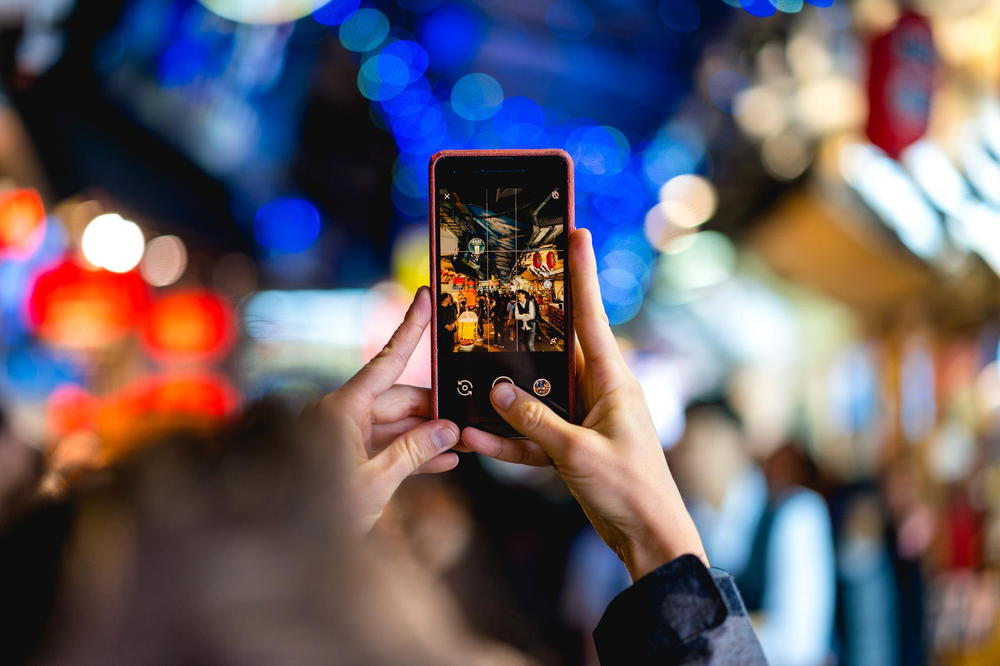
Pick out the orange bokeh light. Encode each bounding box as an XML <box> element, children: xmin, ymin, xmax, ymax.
<box><xmin>141</xmin><ymin>289</ymin><xmax>236</xmax><ymax>362</ymax></box>
<box><xmin>0</xmin><ymin>188</ymin><xmax>45</xmax><ymax>257</ymax></box>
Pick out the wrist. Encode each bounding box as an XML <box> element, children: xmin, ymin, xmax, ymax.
<box><xmin>620</xmin><ymin>499</ymin><xmax>708</xmax><ymax>581</ymax></box>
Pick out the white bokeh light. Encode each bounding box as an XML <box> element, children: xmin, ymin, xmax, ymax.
<box><xmin>140</xmin><ymin>235</ymin><xmax>188</xmax><ymax>287</ymax></box>
<box><xmin>81</xmin><ymin>213</ymin><xmax>145</xmax><ymax>273</ymax></box>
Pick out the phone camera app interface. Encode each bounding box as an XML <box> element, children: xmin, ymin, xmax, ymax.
<box><xmin>437</xmin><ymin>185</ymin><xmax>566</xmax><ymax>355</ymax></box>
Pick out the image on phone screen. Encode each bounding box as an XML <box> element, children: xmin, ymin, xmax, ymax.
<box><xmin>433</xmin><ymin>153</ymin><xmax>572</xmax><ymax>437</ymax></box>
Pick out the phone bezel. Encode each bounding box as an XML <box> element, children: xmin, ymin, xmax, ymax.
<box><xmin>429</xmin><ymin>149</ymin><xmax>577</xmax><ymax>432</ymax></box>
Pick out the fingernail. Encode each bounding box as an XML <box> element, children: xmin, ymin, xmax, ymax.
<box><xmin>433</xmin><ymin>425</ymin><xmax>458</xmax><ymax>449</ymax></box>
<box><xmin>493</xmin><ymin>383</ymin><xmax>516</xmax><ymax>410</ymax></box>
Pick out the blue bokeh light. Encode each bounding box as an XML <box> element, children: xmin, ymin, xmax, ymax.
<box><xmin>2</xmin><ymin>345</ymin><xmax>83</xmax><ymax>400</ymax></box>
<box><xmin>339</xmin><ymin>8</ymin><xmax>390</xmax><ymax>53</ymax></box>
<box><xmin>159</xmin><ymin>38</ymin><xmax>207</xmax><ymax>87</ymax></box>
<box><xmin>380</xmin><ymin>40</ymin><xmax>429</xmax><ymax>84</ymax></box>
<box><xmin>492</xmin><ymin>96</ymin><xmax>546</xmax><ymax>146</ymax></box>
<box><xmin>451</xmin><ymin>73</ymin><xmax>504</xmax><ymax>121</ymax></box>
<box><xmin>739</xmin><ymin>0</ymin><xmax>778</xmax><ymax>17</ymax></box>
<box><xmin>545</xmin><ymin>0</ymin><xmax>596</xmax><ymax>40</ymax></box>
<box><xmin>566</xmin><ymin>125</ymin><xmax>631</xmax><ymax>182</ymax></box>
<box><xmin>659</xmin><ymin>0</ymin><xmax>701</xmax><ymax>33</ymax></box>
<box><xmin>771</xmin><ymin>0</ymin><xmax>804</xmax><ymax>12</ymax></box>
<box><xmin>358</xmin><ymin>53</ymin><xmax>409</xmax><ymax>101</ymax></box>
<box><xmin>808</xmin><ymin>0</ymin><xmax>837</xmax><ymax>6</ymax></box>
<box><xmin>313</xmin><ymin>0</ymin><xmax>361</xmax><ymax>26</ymax></box>
<box><xmin>254</xmin><ymin>198</ymin><xmax>322</xmax><ymax>254</ymax></box>
<box><xmin>599</xmin><ymin>267</ymin><xmax>645</xmax><ymax>325</ymax></box>
<box><xmin>420</xmin><ymin>4</ymin><xmax>483</xmax><ymax>71</ymax></box>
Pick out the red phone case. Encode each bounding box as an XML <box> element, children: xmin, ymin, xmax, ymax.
<box><xmin>429</xmin><ymin>149</ymin><xmax>577</xmax><ymax>427</ymax></box>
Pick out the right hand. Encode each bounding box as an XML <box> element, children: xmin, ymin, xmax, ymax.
<box><xmin>461</xmin><ymin>228</ymin><xmax>706</xmax><ymax>581</ymax></box>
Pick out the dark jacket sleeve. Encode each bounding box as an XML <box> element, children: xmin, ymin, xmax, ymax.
<box><xmin>593</xmin><ymin>554</ymin><xmax>768</xmax><ymax>665</ymax></box>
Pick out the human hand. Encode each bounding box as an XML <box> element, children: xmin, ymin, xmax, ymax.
<box><xmin>316</xmin><ymin>287</ymin><xmax>459</xmax><ymax>533</ymax></box>
<box><xmin>461</xmin><ymin>229</ymin><xmax>706</xmax><ymax>580</ymax></box>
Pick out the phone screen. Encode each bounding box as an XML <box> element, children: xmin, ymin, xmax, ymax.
<box><xmin>432</xmin><ymin>152</ymin><xmax>573</xmax><ymax>437</ymax></box>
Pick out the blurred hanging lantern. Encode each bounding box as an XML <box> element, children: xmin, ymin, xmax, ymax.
<box><xmin>141</xmin><ymin>289</ymin><xmax>236</xmax><ymax>362</ymax></box>
<box><xmin>454</xmin><ymin>276</ymin><xmax>466</xmax><ymax>287</ymax></box>
<box><xmin>533</xmin><ymin>252</ymin><xmax>542</xmax><ymax>268</ymax></box>
<box><xmin>546</xmin><ymin>251</ymin><xmax>556</xmax><ymax>269</ymax></box>
<box><xmin>27</xmin><ymin>258</ymin><xmax>151</xmax><ymax>349</ymax></box>
<box><xmin>866</xmin><ymin>10</ymin><xmax>937</xmax><ymax>159</ymax></box>
<box><xmin>0</xmin><ymin>188</ymin><xmax>45</xmax><ymax>257</ymax></box>
<box><xmin>97</xmin><ymin>372</ymin><xmax>240</xmax><ymax>461</ymax></box>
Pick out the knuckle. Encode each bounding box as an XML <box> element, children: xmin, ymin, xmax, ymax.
<box><xmin>392</xmin><ymin>433</ymin><xmax>427</xmax><ymax>472</ymax></box>
<box><xmin>518</xmin><ymin>400</ymin><xmax>547</xmax><ymax>432</ymax></box>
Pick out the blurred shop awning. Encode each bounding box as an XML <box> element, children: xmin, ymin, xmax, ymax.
<box><xmin>749</xmin><ymin>189</ymin><xmax>1000</xmax><ymax>325</ymax></box>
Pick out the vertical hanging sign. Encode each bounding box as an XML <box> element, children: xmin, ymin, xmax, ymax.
<box><xmin>865</xmin><ymin>11</ymin><xmax>937</xmax><ymax>159</ymax></box>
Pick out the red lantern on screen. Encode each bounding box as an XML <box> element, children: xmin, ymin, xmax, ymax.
<box><xmin>141</xmin><ymin>289</ymin><xmax>236</xmax><ymax>362</ymax></box>
<box><xmin>546</xmin><ymin>251</ymin><xmax>556</xmax><ymax>269</ymax></box>
<box><xmin>454</xmin><ymin>276</ymin><xmax>466</xmax><ymax>287</ymax></box>
<box><xmin>27</xmin><ymin>257</ymin><xmax>151</xmax><ymax>349</ymax></box>
<box><xmin>0</xmin><ymin>188</ymin><xmax>45</xmax><ymax>257</ymax></box>
<box><xmin>533</xmin><ymin>253</ymin><xmax>542</xmax><ymax>268</ymax></box>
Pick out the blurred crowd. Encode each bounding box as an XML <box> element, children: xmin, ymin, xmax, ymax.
<box><xmin>3</xmin><ymin>0</ymin><xmax>1000</xmax><ymax>664</ymax></box>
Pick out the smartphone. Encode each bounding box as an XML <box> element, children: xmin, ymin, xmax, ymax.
<box><xmin>430</xmin><ymin>149</ymin><xmax>575</xmax><ymax>437</ymax></box>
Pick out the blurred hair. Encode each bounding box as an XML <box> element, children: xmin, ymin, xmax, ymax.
<box><xmin>683</xmin><ymin>397</ymin><xmax>742</xmax><ymax>429</ymax></box>
<box><xmin>2</xmin><ymin>398</ymin><xmax>460</xmax><ymax>666</ymax></box>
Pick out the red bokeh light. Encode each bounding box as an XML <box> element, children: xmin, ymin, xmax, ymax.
<box><xmin>141</xmin><ymin>289</ymin><xmax>236</xmax><ymax>362</ymax></box>
<box><xmin>27</xmin><ymin>257</ymin><xmax>151</xmax><ymax>349</ymax></box>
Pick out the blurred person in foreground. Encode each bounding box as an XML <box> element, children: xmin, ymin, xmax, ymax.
<box><xmin>1</xmin><ymin>229</ymin><xmax>765</xmax><ymax>665</ymax></box>
<box><xmin>672</xmin><ymin>401</ymin><xmax>836</xmax><ymax>666</ymax></box>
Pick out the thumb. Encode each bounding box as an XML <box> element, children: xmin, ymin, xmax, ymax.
<box><xmin>490</xmin><ymin>383</ymin><xmax>574</xmax><ymax>453</ymax></box>
<box><xmin>370</xmin><ymin>419</ymin><xmax>459</xmax><ymax>492</ymax></box>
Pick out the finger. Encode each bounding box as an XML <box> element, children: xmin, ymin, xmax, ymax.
<box><xmin>344</xmin><ymin>287</ymin><xmax>431</xmax><ymax>401</ymax></box>
<box><xmin>372</xmin><ymin>385</ymin><xmax>432</xmax><ymax>424</ymax></box>
<box><xmin>372</xmin><ymin>416</ymin><xmax>427</xmax><ymax>453</ymax></box>
<box><xmin>416</xmin><ymin>452</ymin><xmax>460</xmax><ymax>474</ymax></box>
<box><xmin>569</xmin><ymin>229</ymin><xmax>626</xmax><ymax>383</ymax></box>
<box><xmin>369</xmin><ymin>419</ymin><xmax>459</xmax><ymax>491</ymax></box>
<box><xmin>489</xmin><ymin>383</ymin><xmax>575</xmax><ymax>455</ymax></box>
<box><xmin>461</xmin><ymin>427</ymin><xmax>551</xmax><ymax>467</ymax></box>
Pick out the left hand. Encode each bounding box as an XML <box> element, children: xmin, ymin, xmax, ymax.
<box><xmin>315</xmin><ymin>287</ymin><xmax>460</xmax><ymax>532</ymax></box>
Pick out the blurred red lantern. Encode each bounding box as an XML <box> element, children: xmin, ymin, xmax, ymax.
<box><xmin>533</xmin><ymin>253</ymin><xmax>542</xmax><ymax>268</ymax></box>
<box><xmin>546</xmin><ymin>251</ymin><xmax>556</xmax><ymax>269</ymax></box>
<box><xmin>97</xmin><ymin>372</ymin><xmax>240</xmax><ymax>460</ymax></box>
<box><xmin>141</xmin><ymin>289</ymin><xmax>236</xmax><ymax>362</ymax></box>
<box><xmin>27</xmin><ymin>257</ymin><xmax>151</xmax><ymax>349</ymax></box>
<box><xmin>454</xmin><ymin>276</ymin><xmax>466</xmax><ymax>287</ymax></box>
<box><xmin>0</xmin><ymin>188</ymin><xmax>45</xmax><ymax>257</ymax></box>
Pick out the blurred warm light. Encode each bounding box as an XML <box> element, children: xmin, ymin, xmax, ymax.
<box><xmin>142</xmin><ymin>290</ymin><xmax>236</xmax><ymax>362</ymax></box>
<box><xmin>762</xmin><ymin>131</ymin><xmax>811</xmax><ymax>181</ymax></box>
<box><xmin>392</xmin><ymin>224</ymin><xmax>430</xmax><ymax>293</ymax></box>
<box><xmin>199</xmin><ymin>0</ymin><xmax>340</xmax><ymax>25</ymax></box>
<box><xmin>644</xmin><ymin>202</ymin><xmax>688</xmax><ymax>251</ymax></box>
<box><xmin>27</xmin><ymin>258</ymin><xmax>151</xmax><ymax>349</ymax></box>
<box><xmin>140</xmin><ymin>235</ymin><xmax>188</xmax><ymax>287</ymax></box>
<box><xmin>734</xmin><ymin>86</ymin><xmax>790</xmax><ymax>139</ymax></box>
<box><xmin>82</xmin><ymin>213</ymin><xmax>145</xmax><ymax>273</ymax></box>
<box><xmin>786</xmin><ymin>32</ymin><xmax>833</xmax><ymax>81</ymax></box>
<box><xmin>0</xmin><ymin>188</ymin><xmax>45</xmax><ymax>257</ymax></box>
<box><xmin>658</xmin><ymin>174</ymin><xmax>718</xmax><ymax>229</ymax></box>
<box><xmin>853</xmin><ymin>0</ymin><xmax>901</xmax><ymax>33</ymax></box>
<box><xmin>795</xmin><ymin>77</ymin><xmax>865</xmax><ymax>134</ymax></box>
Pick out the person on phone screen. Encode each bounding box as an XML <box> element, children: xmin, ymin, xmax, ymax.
<box><xmin>438</xmin><ymin>293</ymin><xmax>456</xmax><ymax>349</ymax></box>
<box><xmin>513</xmin><ymin>289</ymin><xmax>536</xmax><ymax>352</ymax></box>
